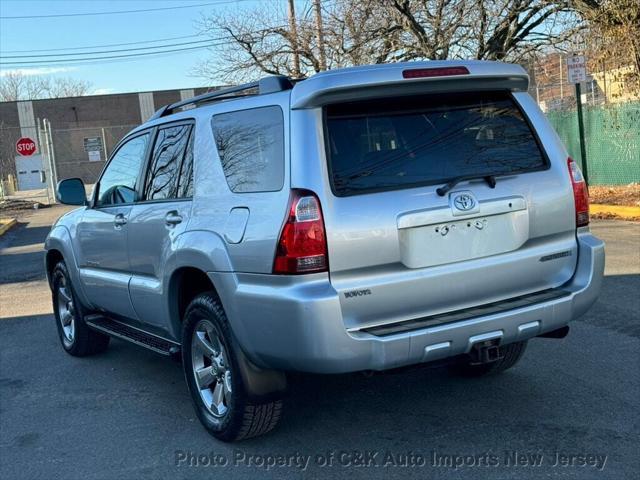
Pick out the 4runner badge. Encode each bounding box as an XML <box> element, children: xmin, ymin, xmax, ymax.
<box><xmin>344</xmin><ymin>289</ymin><xmax>372</xmax><ymax>299</ymax></box>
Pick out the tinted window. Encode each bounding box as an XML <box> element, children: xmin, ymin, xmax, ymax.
<box><xmin>97</xmin><ymin>133</ymin><xmax>149</xmax><ymax>206</ymax></box>
<box><xmin>326</xmin><ymin>91</ymin><xmax>547</xmax><ymax>196</ymax></box>
<box><xmin>211</xmin><ymin>106</ymin><xmax>284</xmax><ymax>193</ymax></box>
<box><xmin>144</xmin><ymin>124</ymin><xmax>192</xmax><ymax>200</ymax></box>
<box><xmin>177</xmin><ymin>130</ymin><xmax>194</xmax><ymax>198</ymax></box>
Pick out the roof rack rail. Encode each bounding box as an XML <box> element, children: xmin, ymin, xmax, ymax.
<box><xmin>149</xmin><ymin>75</ymin><xmax>293</xmax><ymax>120</ymax></box>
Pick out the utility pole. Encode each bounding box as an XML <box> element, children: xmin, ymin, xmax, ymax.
<box><xmin>287</xmin><ymin>0</ymin><xmax>301</xmax><ymax>78</ymax></box>
<box><xmin>313</xmin><ymin>0</ymin><xmax>327</xmax><ymax>71</ymax></box>
<box><xmin>559</xmin><ymin>54</ymin><xmax>563</xmax><ymax>100</ymax></box>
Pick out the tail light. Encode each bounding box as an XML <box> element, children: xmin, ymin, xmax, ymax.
<box><xmin>568</xmin><ymin>157</ymin><xmax>589</xmax><ymax>227</ymax></box>
<box><xmin>273</xmin><ymin>189</ymin><xmax>328</xmax><ymax>274</ymax></box>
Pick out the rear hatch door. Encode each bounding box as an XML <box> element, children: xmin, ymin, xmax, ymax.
<box><xmin>318</xmin><ymin>89</ymin><xmax>577</xmax><ymax>332</ymax></box>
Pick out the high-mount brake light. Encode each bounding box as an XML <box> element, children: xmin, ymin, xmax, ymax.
<box><xmin>402</xmin><ymin>66</ymin><xmax>470</xmax><ymax>79</ymax></box>
<box><xmin>273</xmin><ymin>190</ymin><xmax>328</xmax><ymax>274</ymax></box>
<box><xmin>567</xmin><ymin>157</ymin><xmax>590</xmax><ymax>227</ymax></box>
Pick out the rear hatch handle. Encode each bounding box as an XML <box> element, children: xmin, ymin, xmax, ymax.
<box><xmin>436</xmin><ymin>174</ymin><xmax>497</xmax><ymax>196</ymax></box>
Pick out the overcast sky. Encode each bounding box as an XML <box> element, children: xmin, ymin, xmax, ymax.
<box><xmin>0</xmin><ymin>0</ymin><xmax>278</xmax><ymax>94</ymax></box>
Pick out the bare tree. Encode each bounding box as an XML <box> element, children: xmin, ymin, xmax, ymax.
<box><xmin>194</xmin><ymin>0</ymin><xmax>403</xmax><ymax>82</ymax></box>
<box><xmin>388</xmin><ymin>0</ymin><xmax>582</xmax><ymax>62</ymax></box>
<box><xmin>46</xmin><ymin>77</ymin><xmax>94</xmax><ymax>99</ymax></box>
<box><xmin>0</xmin><ymin>72</ymin><xmax>93</xmax><ymax>102</ymax></box>
<box><xmin>323</xmin><ymin>1</ymin><xmax>404</xmax><ymax>66</ymax></box>
<box><xmin>573</xmin><ymin>0</ymin><xmax>639</xmax><ymax>85</ymax></box>
<box><xmin>388</xmin><ymin>0</ymin><xmax>472</xmax><ymax>60</ymax></box>
<box><xmin>0</xmin><ymin>73</ymin><xmax>48</xmax><ymax>101</ymax></box>
<box><xmin>195</xmin><ymin>0</ymin><xmax>585</xmax><ymax>83</ymax></box>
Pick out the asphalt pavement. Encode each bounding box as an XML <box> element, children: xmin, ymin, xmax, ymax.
<box><xmin>0</xmin><ymin>206</ymin><xmax>638</xmax><ymax>480</ymax></box>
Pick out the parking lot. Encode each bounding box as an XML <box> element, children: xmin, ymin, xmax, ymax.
<box><xmin>0</xmin><ymin>205</ymin><xmax>638</xmax><ymax>480</ymax></box>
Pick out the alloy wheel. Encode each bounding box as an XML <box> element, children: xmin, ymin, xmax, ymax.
<box><xmin>57</xmin><ymin>277</ymin><xmax>75</xmax><ymax>345</ymax></box>
<box><xmin>191</xmin><ymin>319</ymin><xmax>232</xmax><ymax>417</ymax></box>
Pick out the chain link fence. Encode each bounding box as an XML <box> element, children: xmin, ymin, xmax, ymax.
<box><xmin>50</xmin><ymin>124</ymin><xmax>137</xmax><ymax>184</ymax></box>
<box><xmin>526</xmin><ymin>54</ymin><xmax>639</xmax><ymax>185</ymax></box>
<box><xmin>1</xmin><ymin>123</ymin><xmax>136</xmax><ymax>201</ymax></box>
<box><xmin>545</xmin><ymin>102</ymin><xmax>639</xmax><ymax>185</ymax></box>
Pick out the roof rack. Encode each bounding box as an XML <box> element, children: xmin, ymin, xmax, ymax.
<box><xmin>149</xmin><ymin>75</ymin><xmax>293</xmax><ymax>120</ymax></box>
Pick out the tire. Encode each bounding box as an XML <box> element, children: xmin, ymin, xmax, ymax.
<box><xmin>451</xmin><ymin>341</ymin><xmax>527</xmax><ymax>377</ymax></box>
<box><xmin>181</xmin><ymin>292</ymin><xmax>283</xmax><ymax>442</ymax></box>
<box><xmin>52</xmin><ymin>261</ymin><xmax>110</xmax><ymax>356</ymax></box>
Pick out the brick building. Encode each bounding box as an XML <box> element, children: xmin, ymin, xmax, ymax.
<box><xmin>0</xmin><ymin>86</ymin><xmax>215</xmax><ymax>190</ymax></box>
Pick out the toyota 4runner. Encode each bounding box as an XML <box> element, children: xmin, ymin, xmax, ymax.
<box><xmin>46</xmin><ymin>61</ymin><xmax>604</xmax><ymax>441</ymax></box>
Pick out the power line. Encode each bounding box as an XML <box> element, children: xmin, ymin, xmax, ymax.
<box><xmin>0</xmin><ymin>1</ymin><xmax>250</xmax><ymax>20</ymax></box>
<box><xmin>0</xmin><ymin>34</ymin><xmax>206</xmax><ymax>54</ymax></box>
<box><xmin>0</xmin><ymin>44</ymin><xmax>218</xmax><ymax>67</ymax></box>
<box><xmin>1</xmin><ymin>39</ymin><xmax>215</xmax><ymax>59</ymax></box>
<box><xmin>0</xmin><ymin>26</ymin><xmax>291</xmax><ymax>67</ymax></box>
<box><xmin>1</xmin><ymin>47</ymin><xmax>215</xmax><ymax>70</ymax></box>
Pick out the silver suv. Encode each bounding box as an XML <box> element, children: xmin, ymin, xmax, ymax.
<box><xmin>46</xmin><ymin>61</ymin><xmax>604</xmax><ymax>441</ymax></box>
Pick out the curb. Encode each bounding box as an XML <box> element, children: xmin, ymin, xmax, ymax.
<box><xmin>0</xmin><ymin>218</ymin><xmax>17</xmax><ymax>236</ymax></box>
<box><xmin>591</xmin><ymin>204</ymin><xmax>640</xmax><ymax>220</ymax></box>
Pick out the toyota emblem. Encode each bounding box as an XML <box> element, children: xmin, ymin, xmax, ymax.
<box><xmin>453</xmin><ymin>193</ymin><xmax>476</xmax><ymax>211</ymax></box>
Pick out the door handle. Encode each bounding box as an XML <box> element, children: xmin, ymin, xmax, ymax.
<box><xmin>165</xmin><ymin>211</ymin><xmax>183</xmax><ymax>226</ymax></box>
<box><xmin>114</xmin><ymin>214</ymin><xmax>127</xmax><ymax>227</ymax></box>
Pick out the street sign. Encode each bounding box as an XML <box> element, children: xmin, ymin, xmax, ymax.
<box><xmin>83</xmin><ymin>136</ymin><xmax>103</xmax><ymax>152</ymax></box>
<box><xmin>567</xmin><ymin>54</ymin><xmax>590</xmax><ymax>184</ymax></box>
<box><xmin>567</xmin><ymin>55</ymin><xmax>587</xmax><ymax>84</ymax></box>
<box><xmin>16</xmin><ymin>137</ymin><xmax>37</xmax><ymax>156</ymax></box>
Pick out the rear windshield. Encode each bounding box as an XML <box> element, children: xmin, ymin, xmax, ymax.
<box><xmin>325</xmin><ymin>91</ymin><xmax>547</xmax><ymax>196</ymax></box>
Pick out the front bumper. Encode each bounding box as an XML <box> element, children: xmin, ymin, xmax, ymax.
<box><xmin>211</xmin><ymin>231</ymin><xmax>604</xmax><ymax>374</ymax></box>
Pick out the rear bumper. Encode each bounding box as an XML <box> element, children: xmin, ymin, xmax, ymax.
<box><xmin>212</xmin><ymin>231</ymin><xmax>604</xmax><ymax>374</ymax></box>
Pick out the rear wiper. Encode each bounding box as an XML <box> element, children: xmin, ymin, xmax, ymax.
<box><xmin>436</xmin><ymin>174</ymin><xmax>497</xmax><ymax>196</ymax></box>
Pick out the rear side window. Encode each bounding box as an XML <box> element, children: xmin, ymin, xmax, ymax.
<box><xmin>144</xmin><ymin>124</ymin><xmax>192</xmax><ymax>201</ymax></box>
<box><xmin>325</xmin><ymin>91</ymin><xmax>547</xmax><ymax>196</ymax></box>
<box><xmin>211</xmin><ymin>106</ymin><xmax>284</xmax><ymax>193</ymax></box>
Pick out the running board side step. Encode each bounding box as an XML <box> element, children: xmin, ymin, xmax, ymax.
<box><xmin>85</xmin><ymin>315</ymin><xmax>181</xmax><ymax>357</ymax></box>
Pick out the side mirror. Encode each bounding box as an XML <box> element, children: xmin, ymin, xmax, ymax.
<box><xmin>57</xmin><ymin>178</ymin><xmax>87</xmax><ymax>206</ymax></box>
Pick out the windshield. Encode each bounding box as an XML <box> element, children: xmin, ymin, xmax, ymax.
<box><xmin>325</xmin><ymin>91</ymin><xmax>548</xmax><ymax>196</ymax></box>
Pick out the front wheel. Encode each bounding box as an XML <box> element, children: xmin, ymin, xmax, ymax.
<box><xmin>182</xmin><ymin>292</ymin><xmax>283</xmax><ymax>441</ymax></box>
<box><xmin>52</xmin><ymin>261</ymin><xmax>110</xmax><ymax>356</ymax></box>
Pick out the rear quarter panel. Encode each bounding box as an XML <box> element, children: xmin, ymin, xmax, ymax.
<box><xmin>187</xmin><ymin>92</ymin><xmax>292</xmax><ymax>274</ymax></box>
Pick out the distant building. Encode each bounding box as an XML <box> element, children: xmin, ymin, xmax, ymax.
<box><xmin>591</xmin><ymin>65</ymin><xmax>640</xmax><ymax>104</ymax></box>
<box><xmin>529</xmin><ymin>53</ymin><xmax>639</xmax><ymax>112</ymax></box>
<box><xmin>0</xmin><ymin>86</ymin><xmax>217</xmax><ymax>190</ymax></box>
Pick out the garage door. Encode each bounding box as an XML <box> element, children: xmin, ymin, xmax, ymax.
<box><xmin>15</xmin><ymin>155</ymin><xmax>46</xmax><ymax>191</ymax></box>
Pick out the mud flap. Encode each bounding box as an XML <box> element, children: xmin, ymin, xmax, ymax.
<box><xmin>234</xmin><ymin>342</ymin><xmax>287</xmax><ymax>402</ymax></box>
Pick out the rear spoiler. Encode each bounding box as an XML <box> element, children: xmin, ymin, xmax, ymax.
<box><xmin>290</xmin><ymin>60</ymin><xmax>529</xmax><ymax>109</ymax></box>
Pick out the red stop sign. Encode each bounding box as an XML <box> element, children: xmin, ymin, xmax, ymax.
<box><xmin>16</xmin><ymin>137</ymin><xmax>37</xmax><ymax>156</ymax></box>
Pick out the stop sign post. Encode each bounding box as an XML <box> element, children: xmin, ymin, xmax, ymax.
<box><xmin>16</xmin><ymin>137</ymin><xmax>37</xmax><ymax>156</ymax></box>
